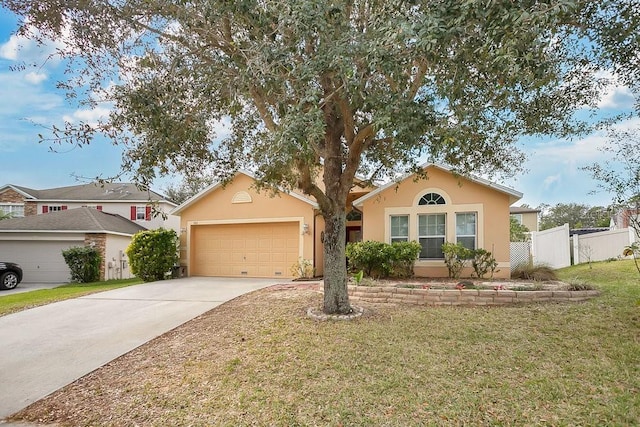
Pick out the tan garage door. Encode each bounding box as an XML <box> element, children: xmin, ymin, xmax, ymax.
<box><xmin>191</xmin><ymin>222</ymin><xmax>299</xmax><ymax>278</ymax></box>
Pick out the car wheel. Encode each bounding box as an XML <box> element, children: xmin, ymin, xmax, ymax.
<box><xmin>0</xmin><ymin>271</ymin><xmax>19</xmax><ymax>290</ymax></box>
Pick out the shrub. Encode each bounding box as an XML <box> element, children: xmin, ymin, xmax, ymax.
<box><xmin>511</xmin><ymin>262</ymin><xmax>558</xmax><ymax>281</ymax></box>
<box><xmin>471</xmin><ymin>249</ymin><xmax>498</xmax><ymax>279</ymax></box>
<box><xmin>346</xmin><ymin>241</ymin><xmax>421</xmax><ymax>278</ymax></box>
<box><xmin>126</xmin><ymin>228</ymin><xmax>179</xmax><ymax>282</ymax></box>
<box><xmin>62</xmin><ymin>246</ymin><xmax>102</xmax><ymax>283</ymax></box>
<box><xmin>442</xmin><ymin>242</ymin><xmax>473</xmax><ymax>279</ymax></box>
<box><xmin>389</xmin><ymin>241</ymin><xmax>422</xmax><ymax>278</ymax></box>
<box><xmin>290</xmin><ymin>258</ymin><xmax>314</xmax><ymax>279</ymax></box>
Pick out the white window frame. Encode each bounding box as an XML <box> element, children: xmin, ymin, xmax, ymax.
<box><xmin>456</xmin><ymin>212</ymin><xmax>477</xmax><ymax>250</ymax></box>
<box><xmin>390</xmin><ymin>215</ymin><xmax>409</xmax><ymax>243</ymax></box>
<box><xmin>0</xmin><ymin>204</ymin><xmax>24</xmax><ymax>217</ymax></box>
<box><xmin>136</xmin><ymin>206</ymin><xmax>147</xmax><ymax>221</ymax></box>
<box><xmin>48</xmin><ymin>205</ymin><xmax>63</xmax><ymax>212</ymax></box>
<box><xmin>418</xmin><ymin>213</ymin><xmax>446</xmax><ymax>259</ymax></box>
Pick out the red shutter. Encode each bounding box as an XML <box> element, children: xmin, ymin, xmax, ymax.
<box><xmin>97</xmin><ymin>205</ymin><xmax>103</xmax><ymax>211</ymax></box>
<box><xmin>145</xmin><ymin>206</ymin><xmax>152</xmax><ymax>221</ymax></box>
<box><xmin>42</xmin><ymin>206</ymin><xmax>48</xmax><ymax>214</ymax></box>
<box><xmin>130</xmin><ymin>206</ymin><xmax>136</xmax><ymax>220</ymax></box>
<box><xmin>62</xmin><ymin>205</ymin><xmax>68</xmax><ymax>210</ymax></box>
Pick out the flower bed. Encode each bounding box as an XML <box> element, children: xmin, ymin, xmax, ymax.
<box><xmin>347</xmin><ymin>281</ymin><xmax>600</xmax><ymax>306</ymax></box>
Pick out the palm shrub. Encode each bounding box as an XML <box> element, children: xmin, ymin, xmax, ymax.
<box><xmin>62</xmin><ymin>246</ymin><xmax>102</xmax><ymax>283</ymax></box>
<box><xmin>126</xmin><ymin>228</ymin><xmax>179</xmax><ymax>282</ymax></box>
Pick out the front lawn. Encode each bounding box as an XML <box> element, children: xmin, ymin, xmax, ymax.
<box><xmin>10</xmin><ymin>260</ymin><xmax>640</xmax><ymax>426</ymax></box>
<box><xmin>0</xmin><ymin>278</ymin><xmax>142</xmax><ymax>317</ymax></box>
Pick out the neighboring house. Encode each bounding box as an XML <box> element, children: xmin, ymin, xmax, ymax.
<box><xmin>172</xmin><ymin>163</ymin><xmax>522</xmax><ymax>279</ymax></box>
<box><xmin>611</xmin><ymin>207</ymin><xmax>639</xmax><ymax>232</ymax></box>
<box><xmin>0</xmin><ymin>182</ymin><xmax>179</xmax><ymax>231</ymax></box>
<box><xmin>509</xmin><ymin>206</ymin><xmax>540</xmax><ymax>232</ymax></box>
<box><xmin>0</xmin><ymin>207</ymin><xmax>146</xmax><ymax>283</ymax></box>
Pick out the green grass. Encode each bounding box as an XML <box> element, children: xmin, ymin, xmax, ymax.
<box><xmin>0</xmin><ymin>278</ymin><xmax>142</xmax><ymax>317</ymax></box>
<box><xmin>11</xmin><ymin>260</ymin><xmax>640</xmax><ymax>426</ymax></box>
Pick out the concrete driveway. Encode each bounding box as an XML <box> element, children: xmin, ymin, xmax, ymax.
<box><xmin>0</xmin><ymin>277</ymin><xmax>280</xmax><ymax>421</ymax></box>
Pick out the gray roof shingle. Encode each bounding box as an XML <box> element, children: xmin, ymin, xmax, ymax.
<box><xmin>0</xmin><ymin>207</ymin><xmax>147</xmax><ymax>235</ymax></box>
<box><xmin>2</xmin><ymin>183</ymin><xmax>173</xmax><ymax>203</ymax></box>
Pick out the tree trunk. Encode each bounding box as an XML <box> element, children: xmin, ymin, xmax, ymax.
<box><xmin>322</xmin><ymin>209</ymin><xmax>352</xmax><ymax>314</ymax></box>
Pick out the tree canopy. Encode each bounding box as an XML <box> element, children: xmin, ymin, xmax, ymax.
<box><xmin>2</xmin><ymin>0</ymin><xmax>637</xmax><ymax>313</ymax></box>
<box><xmin>538</xmin><ymin>203</ymin><xmax>612</xmax><ymax>230</ymax></box>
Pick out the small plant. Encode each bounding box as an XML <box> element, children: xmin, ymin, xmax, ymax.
<box><xmin>566</xmin><ymin>282</ymin><xmax>597</xmax><ymax>291</ymax></box>
<box><xmin>471</xmin><ymin>249</ymin><xmax>498</xmax><ymax>278</ymax></box>
<box><xmin>62</xmin><ymin>246</ymin><xmax>102</xmax><ymax>283</ymax></box>
<box><xmin>442</xmin><ymin>242</ymin><xmax>473</xmax><ymax>279</ymax></box>
<box><xmin>622</xmin><ymin>242</ymin><xmax>640</xmax><ymax>276</ymax></box>
<box><xmin>353</xmin><ymin>270</ymin><xmax>364</xmax><ymax>285</ymax></box>
<box><xmin>290</xmin><ymin>258</ymin><xmax>315</xmax><ymax>279</ymax></box>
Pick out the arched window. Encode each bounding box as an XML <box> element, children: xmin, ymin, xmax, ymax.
<box><xmin>418</xmin><ymin>192</ymin><xmax>446</xmax><ymax>205</ymax></box>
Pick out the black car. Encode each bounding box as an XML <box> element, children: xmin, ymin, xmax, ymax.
<box><xmin>0</xmin><ymin>262</ymin><xmax>22</xmax><ymax>290</ymax></box>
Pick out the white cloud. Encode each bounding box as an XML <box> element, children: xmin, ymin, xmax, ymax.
<box><xmin>63</xmin><ymin>106</ymin><xmax>111</xmax><ymax>126</ymax></box>
<box><xmin>24</xmin><ymin>71</ymin><xmax>48</xmax><ymax>84</ymax></box>
<box><xmin>543</xmin><ymin>174</ymin><xmax>561</xmax><ymax>189</ymax></box>
<box><xmin>0</xmin><ymin>34</ymin><xmax>21</xmax><ymax>60</ymax></box>
<box><xmin>598</xmin><ymin>85</ymin><xmax>636</xmax><ymax>109</ymax></box>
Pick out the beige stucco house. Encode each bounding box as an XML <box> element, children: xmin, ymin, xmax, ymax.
<box><xmin>510</xmin><ymin>205</ymin><xmax>540</xmax><ymax>232</ymax></box>
<box><xmin>173</xmin><ymin>163</ymin><xmax>522</xmax><ymax>280</ymax></box>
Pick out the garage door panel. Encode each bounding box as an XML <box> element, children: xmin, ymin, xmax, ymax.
<box><xmin>0</xmin><ymin>240</ymin><xmax>84</xmax><ymax>283</ymax></box>
<box><xmin>192</xmin><ymin>222</ymin><xmax>299</xmax><ymax>278</ymax></box>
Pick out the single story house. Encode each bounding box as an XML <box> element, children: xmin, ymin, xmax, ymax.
<box><xmin>0</xmin><ymin>207</ymin><xmax>146</xmax><ymax>283</ymax></box>
<box><xmin>172</xmin><ymin>163</ymin><xmax>522</xmax><ymax>279</ymax></box>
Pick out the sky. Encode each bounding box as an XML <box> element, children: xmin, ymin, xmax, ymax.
<box><xmin>0</xmin><ymin>9</ymin><xmax>637</xmax><ymax>208</ymax></box>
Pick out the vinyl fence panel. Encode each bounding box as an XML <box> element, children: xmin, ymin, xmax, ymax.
<box><xmin>530</xmin><ymin>224</ymin><xmax>571</xmax><ymax>269</ymax></box>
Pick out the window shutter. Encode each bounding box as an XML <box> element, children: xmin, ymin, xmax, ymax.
<box><xmin>42</xmin><ymin>206</ymin><xmax>49</xmax><ymax>214</ymax></box>
<box><xmin>62</xmin><ymin>205</ymin><xmax>68</xmax><ymax>210</ymax></box>
<box><xmin>130</xmin><ymin>206</ymin><xmax>136</xmax><ymax>220</ymax></box>
<box><xmin>145</xmin><ymin>206</ymin><xmax>152</xmax><ymax>221</ymax></box>
<box><xmin>97</xmin><ymin>206</ymin><xmax>102</xmax><ymax>211</ymax></box>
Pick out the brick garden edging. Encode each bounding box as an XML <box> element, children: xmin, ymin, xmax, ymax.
<box><xmin>348</xmin><ymin>285</ymin><xmax>600</xmax><ymax>306</ymax></box>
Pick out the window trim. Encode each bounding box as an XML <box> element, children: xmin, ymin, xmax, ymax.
<box><xmin>456</xmin><ymin>212</ymin><xmax>477</xmax><ymax>251</ymax></box>
<box><xmin>418</xmin><ymin>192</ymin><xmax>446</xmax><ymax>205</ymax></box>
<box><xmin>0</xmin><ymin>203</ymin><xmax>25</xmax><ymax>217</ymax></box>
<box><xmin>389</xmin><ymin>215</ymin><xmax>409</xmax><ymax>243</ymax></box>
<box><xmin>418</xmin><ymin>213</ymin><xmax>446</xmax><ymax>259</ymax></box>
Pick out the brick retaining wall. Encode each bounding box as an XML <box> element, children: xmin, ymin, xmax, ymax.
<box><xmin>348</xmin><ymin>285</ymin><xmax>600</xmax><ymax>306</ymax></box>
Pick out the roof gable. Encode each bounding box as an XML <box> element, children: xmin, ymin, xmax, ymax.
<box><xmin>171</xmin><ymin>170</ymin><xmax>319</xmax><ymax>215</ymax></box>
<box><xmin>352</xmin><ymin>163</ymin><xmax>522</xmax><ymax>207</ymax></box>
<box><xmin>0</xmin><ymin>185</ymin><xmax>38</xmax><ymax>199</ymax></box>
<box><xmin>0</xmin><ymin>207</ymin><xmax>147</xmax><ymax>235</ymax></box>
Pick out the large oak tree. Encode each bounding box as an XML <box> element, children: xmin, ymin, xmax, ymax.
<box><xmin>2</xmin><ymin>0</ymin><xmax>633</xmax><ymax>313</ymax></box>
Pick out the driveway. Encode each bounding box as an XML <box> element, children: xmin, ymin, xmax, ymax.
<box><xmin>0</xmin><ymin>277</ymin><xmax>280</xmax><ymax>421</ymax></box>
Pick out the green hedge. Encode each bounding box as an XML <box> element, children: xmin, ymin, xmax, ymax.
<box><xmin>346</xmin><ymin>241</ymin><xmax>422</xmax><ymax>278</ymax></box>
<box><xmin>126</xmin><ymin>228</ymin><xmax>179</xmax><ymax>282</ymax></box>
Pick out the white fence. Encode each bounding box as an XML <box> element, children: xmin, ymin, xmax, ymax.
<box><xmin>573</xmin><ymin>228</ymin><xmax>636</xmax><ymax>264</ymax></box>
<box><xmin>510</xmin><ymin>241</ymin><xmax>531</xmax><ymax>269</ymax></box>
<box><xmin>530</xmin><ymin>224</ymin><xmax>571</xmax><ymax>269</ymax></box>
<box><xmin>510</xmin><ymin>224</ymin><xmax>637</xmax><ymax>270</ymax></box>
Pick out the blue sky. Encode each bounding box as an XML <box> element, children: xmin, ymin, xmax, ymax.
<box><xmin>0</xmin><ymin>9</ymin><xmax>636</xmax><ymax>207</ymax></box>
